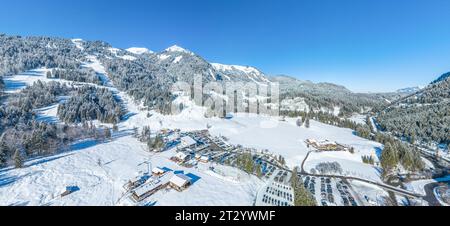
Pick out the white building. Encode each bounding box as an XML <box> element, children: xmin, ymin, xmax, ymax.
<box><xmin>179</xmin><ymin>136</ymin><xmax>197</xmax><ymax>149</ymax></box>
<box><xmin>174</xmin><ymin>152</ymin><xmax>190</xmax><ymax>163</ymax></box>
<box><xmin>151</xmin><ymin>167</ymin><xmax>166</xmax><ymax>176</ymax></box>
<box><xmin>200</xmin><ymin>155</ymin><xmax>210</xmax><ymax>163</ymax></box>
<box><xmin>169</xmin><ymin>174</ymin><xmax>192</xmax><ymax>191</ymax></box>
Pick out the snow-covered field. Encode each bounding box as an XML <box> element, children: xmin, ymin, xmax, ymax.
<box><xmin>0</xmin><ymin>135</ymin><xmax>263</xmax><ymax>206</ymax></box>
<box><xmin>304</xmin><ymin>151</ymin><xmax>382</xmax><ymax>182</ymax></box>
<box><xmin>404</xmin><ymin>175</ymin><xmax>450</xmax><ymax>196</ymax></box>
<box><xmin>348</xmin><ymin>180</ymin><xmax>389</xmax><ymax>206</ymax></box>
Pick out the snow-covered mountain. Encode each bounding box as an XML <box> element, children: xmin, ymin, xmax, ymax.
<box><xmin>396</xmin><ymin>86</ymin><xmax>421</xmax><ymax>94</ymax></box>
<box><xmin>0</xmin><ymin>34</ymin><xmax>403</xmax><ymax>117</ymax></box>
<box><xmin>211</xmin><ymin>63</ymin><xmax>270</xmax><ymax>83</ymax></box>
<box><xmin>269</xmin><ymin>75</ymin><xmax>408</xmax><ymax>116</ymax></box>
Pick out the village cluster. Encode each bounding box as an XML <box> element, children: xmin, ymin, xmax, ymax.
<box><xmin>120</xmin><ymin>128</ymin><xmax>372</xmax><ymax>206</ymax></box>
<box><xmin>305</xmin><ymin>139</ymin><xmax>354</xmax><ymax>153</ymax></box>
<box><xmin>121</xmin><ymin>129</ymin><xmax>289</xmax><ymax>204</ymax></box>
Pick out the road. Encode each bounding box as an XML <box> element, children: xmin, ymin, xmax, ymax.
<box><xmin>423</xmin><ymin>182</ymin><xmax>442</xmax><ymax>206</ymax></box>
<box><xmin>299</xmin><ymin>151</ymin><xmax>423</xmax><ymax>199</ymax></box>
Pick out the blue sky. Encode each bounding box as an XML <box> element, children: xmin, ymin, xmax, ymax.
<box><xmin>1</xmin><ymin>0</ymin><xmax>450</xmax><ymax>92</ymax></box>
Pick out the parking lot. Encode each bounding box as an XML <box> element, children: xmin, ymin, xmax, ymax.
<box><xmin>303</xmin><ymin>176</ymin><xmax>359</xmax><ymax>206</ymax></box>
<box><xmin>256</xmin><ymin>170</ymin><xmax>294</xmax><ymax>206</ymax></box>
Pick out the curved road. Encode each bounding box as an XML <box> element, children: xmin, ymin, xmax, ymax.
<box><xmin>300</xmin><ymin>151</ymin><xmax>423</xmax><ymax>199</ymax></box>
<box><xmin>423</xmin><ymin>183</ymin><xmax>441</xmax><ymax>206</ymax></box>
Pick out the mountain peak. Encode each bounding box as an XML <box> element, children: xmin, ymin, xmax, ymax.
<box><xmin>165</xmin><ymin>45</ymin><xmax>193</xmax><ymax>55</ymax></box>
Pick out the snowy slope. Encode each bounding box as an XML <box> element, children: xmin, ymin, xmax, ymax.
<box><xmin>211</xmin><ymin>63</ymin><xmax>270</xmax><ymax>83</ymax></box>
<box><xmin>126</xmin><ymin>47</ymin><xmax>153</xmax><ymax>55</ymax></box>
<box><xmin>2</xmin><ymin>68</ymin><xmax>54</xmax><ymax>94</ymax></box>
<box><xmin>0</xmin><ymin>136</ymin><xmax>262</xmax><ymax>206</ymax></box>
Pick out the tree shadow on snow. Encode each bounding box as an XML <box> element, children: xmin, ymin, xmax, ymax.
<box><xmin>111</xmin><ymin>129</ymin><xmax>135</xmax><ymax>140</ymax></box>
<box><xmin>144</xmin><ymin>201</ymin><xmax>157</xmax><ymax>206</ymax></box>
<box><xmin>4</xmin><ymin>80</ymin><xmax>27</xmax><ymax>91</ymax></box>
<box><xmin>0</xmin><ymin>171</ymin><xmax>33</xmax><ymax>188</ymax></box>
<box><xmin>20</xmin><ymin>70</ymin><xmax>45</xmax><ymax>77</ymax></box>
<box><xmin>121</xmin><ymin>112</ymin><xmax>137</xmax><ymax>121</ymax></box>
<box><xmin>8</xmin><ymin>201</ymin><xmax>30</xmax><ymax>206</ymax></box>
<box><xmin>0</xmin><ymin>153</ymin><xmax>75</xmax><ymax>174</ymax></box>
<box><xmin>35</xmin><ymin>115</ymin><xmax>59</xmax><ymax>124</ymax></box>
<box><xmin>375</xmin><ymin>147</ymin><xmax>383</xmax><ymax>159</ymax></box>
<box><xmin>70</xmin><ymin>139</ymin><xmax>99</xmax><ymax>152</ymax></box>
<box><xmin>24</xmin><ymin>154</ymin><xmax>75</xmax><ymax>168</ymax></box>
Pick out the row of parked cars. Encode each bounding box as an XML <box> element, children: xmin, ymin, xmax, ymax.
<box><xmin>320</xmin><ymin>177</ymin><xmax>335</xmax><ymax>206</ymax></box>
<box><xmin>303</xmin><ymin>176</ymin><xmax>316</xmax><ymax>196</ymax></box>
<box><xmin>261</xmin><ymin>194</ymin><xmax>291</xmax><ymax>206</ymax></box>
<box><xmin>265</xmin><ymin>185</ymin><xmax>293</xmax><ymax>202</ymax></box>
<box><xmin>274</xmin><ymin>170</ymin><xmax>289</xmax><ymax>183</ymax></box>
<box><xmin>304</xmin><ymin>176</ymin><xmax>359</xmax><ymax>206</ymax></box>
<box><xmin>336</xmin><ymin>180</ymin><xmax>358</xmax><ymax>206</ymax></box>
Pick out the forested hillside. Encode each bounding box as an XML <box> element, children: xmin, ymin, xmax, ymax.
<box><xmin>377</xmin><ymin>73</ymin><xmax>450</xmax><ymax>145</ymax></box>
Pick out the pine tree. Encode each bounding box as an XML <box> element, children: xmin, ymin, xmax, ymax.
<box><xmin>0</xmin><ymin>141</ymin><xmax>7</xmax><ymax>167</ymax></box>
<box><xmin>380</xmin><ymin>142</ymin><xmax>399</xmax><ymax>175</ymax></box>
<box><xmin>133</xmin><ymin>127</ymin><xmax>138</xmax><ymax>138</ymax></box>
<box><xmin>305</xmin><ymin>118</ymin><xmax>310</xmax><ymax>128</ymax></box>
<box><xmin>112</xmin><ymin>124</ymin><xmax>119</xmax><ymax>132</ymax></box>
<box><xmin>296</xmin><ymin>118</ymin><xmax>303</xmax><ymax>127</ymax></box>
<box><xmin>256</xmin><ymin>165</ymin><xmax>262</xmax><ymax>178</ymax></box>
<box><xmin>105</xmin><ymin>128</ymin><xmax>112</xmax><ymax>140</ymax></box>
<box><xmin>13</xmin><ymin>149</ymin><xmax>23</xmax><ymax>169</ymax></box>
<box><xmin>410</xmin><ymin>132</ymin><xmax>416</xmax><ymax>144</ymax></box>
<box><xmin>291</xmin><ymin>167</ymin><xmax>316</xmax><ymax>206</ymax></box>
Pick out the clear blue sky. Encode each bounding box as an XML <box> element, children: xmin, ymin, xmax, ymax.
<box><xmin>1</xmin><ymin>0</ymin><xmax>450</xmax><ymax>92</ymax></box>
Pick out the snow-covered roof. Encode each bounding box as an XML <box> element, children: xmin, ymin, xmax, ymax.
<box><xmin>133</xmin><ymin>179</ymin><xmax>161</xmax><ymax>197</ymax></box>
<box><xmin>200</xmin><ymin>155</ymin><xmax>210</xmax><ymax>161</ymax></box>
<box><xmin>166</xmin><ymin>133</ymin><xmax>179</xmax><ymax>141</ymax></box>
<box><xmin>318</xmin><ymin>140</ymin><xmax>336</xmax><ymax>146</ymax></box>
<box><xmin>180</xmin><ymin>136</ymin><xmax>197</xmax><ymax>147</ymax></box>
<box><xmin>169</xmin><ymin>174</ymin><xmax>191</xmax><ymax>188</ymax></box>
<box><xmin>152</xmin><ymin>167</ymin><xmax>165</xmax><ymax>175</ymax></box>
<box><xmin>133</xmin><ymin>172</ymin><xmax>173</xmax><ymax>197</ymax></box>
<box><xmin>175</xmin><ymin>152</ymin><xmax>189</xmax><ymax>160</ymax></box>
